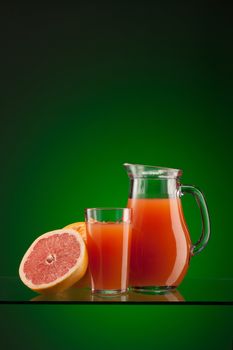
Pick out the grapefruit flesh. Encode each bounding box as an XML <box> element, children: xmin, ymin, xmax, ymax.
<box><xmin>19</xmin><ymin>229</ymin><xmax>88</xmax><ymax>294</ymax></box>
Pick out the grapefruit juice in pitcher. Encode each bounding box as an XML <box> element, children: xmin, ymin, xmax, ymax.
<box><xmin>124</xmin><ymin>163</ymin><xmax>210</xmax><ymax>293</ymax></box>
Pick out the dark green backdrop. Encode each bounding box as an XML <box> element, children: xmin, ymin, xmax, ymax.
<box><xmin>1</xmin><ymin>2</ymin><xmax>232</xmax><ymax>349</ymax></box>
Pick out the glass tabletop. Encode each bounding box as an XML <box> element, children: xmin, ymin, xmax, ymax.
<box><xmin>0</xmin><ymin>276</ymin><xmax>233</xmax><ymax>304</ymax></box>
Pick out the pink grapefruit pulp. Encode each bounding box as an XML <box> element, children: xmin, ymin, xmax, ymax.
<box><xmin>19</xmin><ymin>228</ymin><xmax>88</xmax><ymax>293</ymax></box>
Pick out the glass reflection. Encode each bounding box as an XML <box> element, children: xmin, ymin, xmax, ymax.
<box><xmin>31</xmin><ymin>287</ymin><xmax>185</xmax><ymax>302</ymax></box>
<box><xmin>127</xmin><ymin>289</ymin><xmax>185</xmax><ymax>302</ymax></box>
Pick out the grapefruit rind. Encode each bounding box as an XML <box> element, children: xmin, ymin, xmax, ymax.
<box><xmin>19</xmin><ymin>229</ymin><xmax>88</xmax><ymax>294</ymax></box>
<box><xmin>64</xmin><ymin>222</ymin><xmax>86</xmax><ymax>242</ymax></box>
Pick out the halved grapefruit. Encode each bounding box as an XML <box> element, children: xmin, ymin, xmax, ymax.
<box><xmin>19</xmin><ymin>228</ymin><xmax>88</xmax><ymax>294</ymax></box>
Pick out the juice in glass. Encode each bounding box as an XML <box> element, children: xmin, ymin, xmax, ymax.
<box><xmin>127</xmin><ymin>198</ymin><xmax>191</xmax><ymax>288</ymax></box>
<box><xmin>85</xmin><ymin>208</ymin><xmax>131</xmax><ymax>294</ymax></box>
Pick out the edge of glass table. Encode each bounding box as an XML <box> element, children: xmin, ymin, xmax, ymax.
<box><xmin>0</xmin><ymin>276</ymin><xmax>233</xmax><ymax>304</ymax></box>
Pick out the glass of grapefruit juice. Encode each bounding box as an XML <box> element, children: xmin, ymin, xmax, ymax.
<box><xmin>85</xmin><ymin>208</ymin><xmax>132</xmax><ymax>295</ymax></box>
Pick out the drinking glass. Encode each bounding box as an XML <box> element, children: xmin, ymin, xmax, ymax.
<box><xmin>85</xmin><ymin>208</ymin><xmax>132</xmax><ymax>295</ymax></box>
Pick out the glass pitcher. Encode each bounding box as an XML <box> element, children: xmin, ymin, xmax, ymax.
<box><xmin>124</xmin><ymin>163</ymin><xmax>210</xmax><ymax>293</ymax></box>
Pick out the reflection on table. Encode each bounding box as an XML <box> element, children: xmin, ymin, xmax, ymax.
<box><xmin>2</xmin><ymin>277</ymin><xmax>232</xmax><ymax>302</ymax></box>
<box><xmin>30</xmin><ymin>287</ymin><xmax>185</xmax><ymax>302</ymax></box>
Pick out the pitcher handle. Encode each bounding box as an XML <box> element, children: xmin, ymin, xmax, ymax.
<box><xmin>180</xmin><ymin>185</ymin><xmax>211</xmax><ymax>256</ymax></box>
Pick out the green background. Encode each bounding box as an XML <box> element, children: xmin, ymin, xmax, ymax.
<box><xmin>1</xmin><ymin>2</ymin><xmax>232</xmax><ymax>349</ymax></box>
